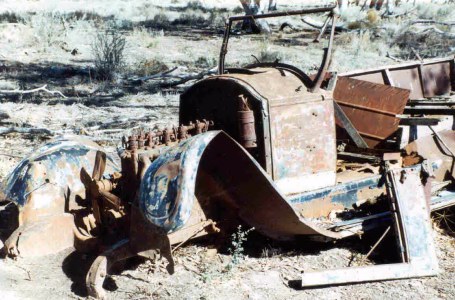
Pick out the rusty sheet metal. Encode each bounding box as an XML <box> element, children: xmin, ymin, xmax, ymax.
<box><xmin>180</xmin><ymin>71</ymin><xmax>286</xmax><ymax>176</ymax></box>
<box><xmin>289</xmin><ymin>174</ymin><xmax>384</xmax><ymax>219</ymax></box>
<box><xmin>404</xmin><ymin>130</ymin><xmax>455</xmax><ymax>181</ymax></box>
<box><xmin>269</xmin><ymin>99</ymin><xmax>337</xmax><ymax>193</ymax></box>
<box><xmin>180</xmin><ymin>68</ymin><xmax>336</xmax><ymax>194</ymax></box>
<box><xmin>218</xmin><ymin>67</ymin><xmax>329</xmax><ymax>103</ymax></box>
<box><xmin>421</xmin><ymin>61</ymin><xmax>452</xmax><ymax>96</ymax></box>
<box><xmin>301</xmin><ymin>166</ymin><xmax>438</xmax><ymax>287</ymax></box>
<box><xmin>388</xmin><ymin>66</ymin><xmax>423</xmax><ymax>99</ymax></box>
<box><xmin>333</xmin><ymin>77</ymin><xmax>410</xmax><ymax>148</ymax></box>
<box><xmin>1</xmin><ymin>136</ymin><xmax>118</xmax><ymax>257</ymax></box>
<box><xmin>340</xmin><ymin>57</ymin><xmax>454</xmax><ymax>100</ymax></box>
<box><xmin>139</xmin><ymin>132</ymin><xmax>215</xmax><ymax>233</ymax></box>
<box><xmin>139</xmin><ymin>130</ymin><xmax>344</xmax><ymax>240</ymax></box>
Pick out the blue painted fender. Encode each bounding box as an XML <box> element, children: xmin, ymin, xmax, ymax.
<box><xmin>3</xmin><ymin>136</ymin><xmax>118</xmax><ymax>207</ymax></box>
<box><xmin>139</xmin><ymin>131</ymin><xmax>218</xmax><ymax>233</ymax></box>
<box><xmin>139</xmin><ymin>131</ymin><xmax>344</xmax><ymax>239</ymax></box>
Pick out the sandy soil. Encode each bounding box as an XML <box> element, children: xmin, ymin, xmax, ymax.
<box><xmin>0</xmin><ymin>229</ymin><xmax>454</xmax><ymax>300</ymax></box>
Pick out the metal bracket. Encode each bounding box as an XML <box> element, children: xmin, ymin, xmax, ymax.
<box><xmin>301</xmin><ymin>166</ymin><xmax>439</xmax><ymax>287</ymax></box>
<box><xmin>333</xmin><ymin>101</ymin><xmax>369</xmax><ymax>149</ymax></box>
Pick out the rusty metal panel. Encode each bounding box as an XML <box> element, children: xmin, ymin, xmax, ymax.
<box><xmin>349</xmin><ymin>72</ymin><xmax>385</xmax><ymax>85</ymax></box>
<box><xmin>139</xmin><ymin>132</ymin><xmax>217</xmax><ymax>233</ymax></box>
<box><xmin>3</xmin><ymin>136</ymin><xmax>118</xmax><ymax>207</ymax></box>
<box><xmin>180</xmin><ymin>77</ymin><xmax>273</xmax><ymax>174</ymax></box>
<box><xmin>220</xmin><ymin>68</ymin><xmax>326</xmax><ymax>103</ymax></box>
<box><xmin>340</xmin><ymin>57</ymin><xmax>454</xmax><ymax>100</ymax></box>
<box><xmin>180</xmin><ymin>68</ymin><xmax>333</xmax><ymax>185</ymax></box>
<box><xmin>289</xmin><ymin>174</ymin><xmax>384</xmax><ymax>219</ymax></box>
<box><xmin>350</xmin><ymin>66</ymin><xmax>422</xmax><ymax>99</ymax></box>
<box><xmin>389</xmin><ymin>66</ymin><xmax>423</xmax><ymax>99</ymax></box>
<box><xmin>269</xmin><ymin>99</ymin><xmax>337</xmax><ymax>194</ymax></box>
<box><xmin>404</xmin><ymin>129</ymin><xmax>455</xmax><ymax>181</ymax></box>
<box><xmin>333</xmin><ymin>77</ymin><xmax>410</xmax><ymax>148</ymax></box>
<box><xmin>421</xmin><ymin>62</ymin><xmax>452</xmax><ymax>97</ymax></box>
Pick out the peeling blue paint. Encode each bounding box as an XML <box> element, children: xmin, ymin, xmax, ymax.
<box><xmin>139</xmin><ymin>131</ymin><xmax>219</xmax><ymax>233</ymax></box>
<box><xmin>288</xmin><ymin>175</ymin><xmax>383</xmax><ymax>208</ymax></box>
<box><xmin>3</xmin><ymin>136</ymin><xmax>118</xmax><ymax>206</ymax></box>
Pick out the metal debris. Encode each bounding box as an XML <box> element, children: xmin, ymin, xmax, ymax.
<box><xmin>301</xmin><ymin>166</ymin><xmax>439</xmax><ymax>287</ymax></box>
<box><xmin>404</xmin><ymin>129</ymin><xmax>455</xmax><ymax>181</ymax></box>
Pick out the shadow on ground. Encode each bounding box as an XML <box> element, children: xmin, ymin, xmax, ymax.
<box><xmin>62</xmin><ymin>251</ymin><xmax>97</xmax><ymax>297</ymax></box>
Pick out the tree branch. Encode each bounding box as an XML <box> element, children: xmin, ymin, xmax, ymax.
<box><xmin>301</xmin><ymin>17</ymin><xmax>347</xmax><ymax>32</ymax></box>
<box><xmin>0</xmin><ymin>85</ymin><xmax>67</xmax><ymax>98</ymax></box>
<box><xmin>411</xmin><ymin>19</ymin><xmax>455</xmax><ymax>26</ymax></box>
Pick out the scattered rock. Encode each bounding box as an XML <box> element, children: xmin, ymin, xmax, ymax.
<box><xmin>205</xmin><ymin>248</ymin><xmax>218</xmax><ymax>258</ymax></box>
<box><xmin>0</xmin><ymin>110</ymin><xmax>10</xmax><ymax>121</ymax></box>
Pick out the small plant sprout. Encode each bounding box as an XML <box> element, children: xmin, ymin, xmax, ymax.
<box><xmin>226</xmin><ymin>225</ymin><xmax>254</xmax><ymax>271</ymax></box>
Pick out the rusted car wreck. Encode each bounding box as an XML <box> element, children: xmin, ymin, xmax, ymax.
<box><xmin>1</xmin><ymin>5</ymin><xmax>455</xmax><ymax>298</ymax></box>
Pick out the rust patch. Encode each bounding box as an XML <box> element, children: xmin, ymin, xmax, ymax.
<box><xmin>333</xmin><ymin>77</ymin><xmax>409</xmax><ymax>148</ymax></box>
<box><xmin>295</xmin><ymin>197</ymin><xmax>344</xmax><ymax>219</ymax></box>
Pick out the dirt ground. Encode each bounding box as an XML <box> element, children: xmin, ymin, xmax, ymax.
<box><xmin>1</xmin><ymin>1</ymin><xmax>455</xmax><ymax>299</ymax></box>
<box><xmin>0</xmin><ymin>228</ymin><xmax>454</xmax><ymax>300</ymax></box>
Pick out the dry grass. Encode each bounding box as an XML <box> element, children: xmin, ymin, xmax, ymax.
<box><xmin>433</xmin><ymin>209</ymin><xmax>455</xmax><ymax>237</ymax></box>
<box><xmin>26</xmin><ymin>12</ymin><xmax>68</xmax><ymax>49</ymax></box>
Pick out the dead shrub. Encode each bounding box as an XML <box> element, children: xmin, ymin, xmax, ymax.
<box><xmin>347</xmin><ymin>21</ymin><xmax>362</xmax><ymax>30</ymax></box>
<box><xmin>27</xmin><ymin>12</ymin><xmax>67</xmax><ymax>49</ymax></box>
<box><xmin>135</xmin><ymin>59</ymin><xmax>168</xmax><ymax>77</ymax></box>
<box><xmin>65</xmin><ymin>10</ymin><xmax>113</xmax><ymax>23</ymax></box>
<box><xmin>257</xmin><ymin>39</ymin><xmax>285</xmax><ymax>63</ymax></box>
<box><xmin>258</xmin><ymin>49</ymin><xmax>283</xmax><ymax>63</ymax></box>
<box><xmin>185</xmin><ymin>1</ymin><xmax>208</xmax><ymax>13</ymax></box>
<box><xmin>92</xmin><ymin>29</ymin><xmax>126</xmax><ymax>80</ymax></box>
<box><xmin>208</xmin><ymin>10</ymin><xmax>230</xmax><ymax>28</ymax></box>
<box><xmin>393</xmin><ymin>29</ymin><xmax>455</xmax><ymax>59</ymax></box>
<box><xmin>0</xmin><ymin>12</ymin><xmax>25</xmax><ymax>24</ymax></box>
<box><xmin>432</xmin><ymin>208</ymin><xmax>455</xmax><ymax>237</ymax></box>
<box><xmin>335</xmin><ymin>32</ymin><xmax>355</xmax><ymax>45</ymax></box>
<box><xmin>141</xmin><ymin>13</ymin><xmax>171</xmax><ymax>30</ymax></box>
<box><xmin>366</xmin><ymin>9</ymin><xmax>379</xmax><ymax>24</ymax></box>
<box><xmin>194</xmin><ymin>56</ymin><xmax>217</xmax><ymax>68</ymax></box>
<box><xmin>416</xmin><ymin>4</ymin><xmax>453</xmax><ymax>20</ymax></box>
<box><xmin>172</xmin><ymin>12</ymin><xmax>208</xmax><ymax>27</ymax></box>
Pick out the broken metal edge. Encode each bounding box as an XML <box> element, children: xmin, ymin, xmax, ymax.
<box><xmin>301</xmin><ymin>262</ymin><xmax>438</xmax><ymax>288</ymax></box>
<box><xmin>301</xmin><ymin>166</ymin><xmax>439</xmax><ymax>288</ymax></box>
